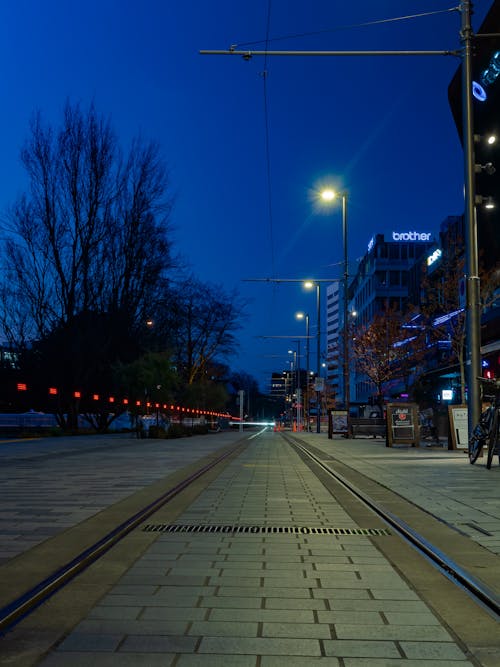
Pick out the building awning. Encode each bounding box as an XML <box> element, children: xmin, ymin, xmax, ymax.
<box><xmin>481</xmin><ymin>340</ymin><xmax>500</xmax><ymax>355</ymax></box>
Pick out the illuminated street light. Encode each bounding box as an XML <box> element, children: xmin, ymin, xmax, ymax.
<box><xmin>320</xmin><ymin>188</ymin><xmax>335</xmax><ymax>202</ymax></box>
<box><xmin>296</xmin><ymin>311</ymin><xmax>310</xmax><ymax>430</ymax></box>
<box><xmin>319</xmin><ymin>188</ymin><xmax>351</xmax><ymax>437</ymax></box>
<box><xmin>304</xmin><ymin>280</ymin><xmax>321</xmax><ymax>433</ymax></box>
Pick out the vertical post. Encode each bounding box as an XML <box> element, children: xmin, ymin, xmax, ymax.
<box><xmin>461</xmin><ymin>0</ymin><xmax>481</xmax><ymax>433</ymax></box>
<box><xmin>316</xmin><ymin>283</ymin><xmax>321</xmax><ymax>433</ymax></box>
<box><xmin>342</xmin><ymin>193</ymin><xmax>352</xmax><ymax>437</ymax></box>
<box><xmin>305</xmin><ymin>314</ymin><xmax>310</xmax><ymax>431</ymax></box>
<box><xmin>297</xmin><ymin>339</ymin><xmax>302</xmax><ymax>430</ymax></box>
<box><xmin>239</xmin><ymin>389</ymin><xmax>244</xmax><ymax>432</ymax></box>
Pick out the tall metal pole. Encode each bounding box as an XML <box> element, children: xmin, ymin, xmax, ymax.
<box><xmin>461</xmin><ymin>0</ymin><xmax>481</xmax><ymax>432</ymax></box>
<box><xmin>239</xmin><ymin>389</ymin><xmax>244</xmax><ymax>432</ymax></box>
<box><xmin>342</xmin><ymin>194</ymin><xmax>352</xmax><ymax>437</ymax></box>
<box><xmin>297</xmin><ymin>339</ymin><xmax>302</xmax><ymax>431</ymax></box>
<box><xmin>305</xmin><ymin>314</ymin><xmax>310</xmax><ymax>431</ymax></box>
<box><xmin>316</xmin><ymin>283</ymin><xmax>321</xmax><ymax>433</ymax></box>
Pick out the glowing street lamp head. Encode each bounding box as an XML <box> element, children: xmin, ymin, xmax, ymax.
<box><xmin>304</xmin><ymin>280</ymin><xmax>314</xmax><ymax>290</ymax></box>
<box><xmin>295</xmin><ymin>311</ymin><xmax>305</xmax><ymax>320</ymax></box>
<box><xmin>320</xmin><ymin>188</ymin><xmax>336</xmax><ymax>202</ymax></box>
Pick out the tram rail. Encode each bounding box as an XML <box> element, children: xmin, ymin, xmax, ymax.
<box><xmin>1</xmin><ymin>427</ymin><xmax>499</xmax><ymax>647</ymax></box>
<box><xmin>0</xmin><ymin>439</ymin><xmax>247</xmax><ymax>634</ymax></box>
<box><xmin>283</xmin><ymin>432</ymin><xmax>500</xmax><ymax>621</ymax></box>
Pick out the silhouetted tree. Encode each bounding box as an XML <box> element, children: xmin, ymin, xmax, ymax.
<box><xmin>159</xmin><ymin>275</ymin><xmax>246</xmax><ymax>385</ymax></box>
<box><xmin>1</xmin><ymin>101</ymin><xmax>175</xmax><ymax>347</ymax></box>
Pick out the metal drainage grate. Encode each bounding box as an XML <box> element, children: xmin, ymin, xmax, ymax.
<box><xmin>142</xmin><ymin>523</ymin><xmax>391</xmax><ymax>536</ymax></box>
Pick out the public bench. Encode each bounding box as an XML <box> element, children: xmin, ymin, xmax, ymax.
<box><xmin>351</xmin><ymin>417</ymin><xmax>386</xmax><ymax>439</ymax></box>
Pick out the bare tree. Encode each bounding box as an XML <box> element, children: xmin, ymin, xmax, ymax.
<box><xmin>161</xmin><ymin>276</ymin><xmax>246</xmax><ymax>385</ymax></box>
<box><xmin>0</xmin><ymin>101</ymin><xmax>175</xmax><ymax>345</ymax></box>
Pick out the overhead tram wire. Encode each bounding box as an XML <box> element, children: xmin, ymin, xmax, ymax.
<box><xmin>262</xmin><ymin>0</ymin><xmax>275</xmax><ymax>279</ymax></box>
<box><xmin>261</xmin><ymin>0</ymin><xmax>280</xmax><ymax>355</ymax></box>
<box><xmin>231</xmin><ymin>7</ymin><xmax>459</xmax><ymax>50</ymax></box>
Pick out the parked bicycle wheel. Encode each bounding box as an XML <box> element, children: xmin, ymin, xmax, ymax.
<box><xmin>468</xmin><ymin>428</ymin><xmax>484</xmax><ymax>464</ymax></box>
<box><xmin>486</xmin><ymin>410</ymin><xmax>499</xmax><ymax>469</ymax></box>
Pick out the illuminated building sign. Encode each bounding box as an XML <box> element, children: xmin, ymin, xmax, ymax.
<box><xmin>392</xmin><ymin>231</ymin><xmax>431</xmax><ymax>241</ymax></box>
<box><xmin>474</xmin><ymin>50</ymin><xmax>500</xmax><ymax>102</ymax></box>
<box><xmin>427</xmin><ymin>248</ymin><xmax>442</xmax><ymax>266</ymax></box>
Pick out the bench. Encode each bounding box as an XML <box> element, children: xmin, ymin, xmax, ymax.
<box><xmin>351</xmin><ymin>418</ymin><xmax>386</xmax><ymax>439</ymax></box>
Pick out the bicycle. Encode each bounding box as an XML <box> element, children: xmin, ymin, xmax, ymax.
<box><xmin>468</xmin><ymin>377</ymin><xmax>500</xmax><ymax>468</ymax></box>
<box><xmin>418</xmin><ymin>408</ymin><xmax>440</xmax><ymax>446</ymax></box>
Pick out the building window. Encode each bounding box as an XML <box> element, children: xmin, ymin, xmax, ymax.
<box><xmin>389</xmin><ymin>270</ymin><xmax>400</xmax><ymax>286</ymax></box>
<box><xmin>389</xmin><ymin>245</ymin><xmax>399</xmax><ymax>259</ymax></box>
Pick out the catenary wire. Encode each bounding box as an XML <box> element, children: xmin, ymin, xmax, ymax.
<box><xmin>233</xmin><ymin>7</ymin><xmax>458</xmax><ymax>49</ymax></box>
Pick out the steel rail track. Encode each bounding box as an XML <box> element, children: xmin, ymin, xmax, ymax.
<box><xmin>0</xmin><ymin>441</ymin><xmax>246</xmax><ymax>634</ymax></box>
<box><xmin>284</xmin><ymin>434</ymin><xmax>500</xmax><ymax>620</ymax></box>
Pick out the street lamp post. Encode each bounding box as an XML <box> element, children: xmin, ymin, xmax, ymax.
<box><xmin>305</xmin><ymin>281</ymin><xmax>321</xmax><ymax>433</ymax></box>
<box><xmin>320</xmin><ymin>189</ymin><xmax>351</xmax><ymax>437</ymax></box>
<box><xmin>296</xmin><ymin>311</ymin><xmax>310</xmax><ymax>430</ymax></box>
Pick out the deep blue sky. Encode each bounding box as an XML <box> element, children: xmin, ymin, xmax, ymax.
<box><xmin>0</xmin><ymin>1</ymin><xmax>494</xmax><ymax>390</ymax></box>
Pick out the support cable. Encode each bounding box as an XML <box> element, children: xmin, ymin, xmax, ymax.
<box><xmin>234</xmin><ymin>8</ymin><xmax>459</xmax><ymax>49</ymax></box>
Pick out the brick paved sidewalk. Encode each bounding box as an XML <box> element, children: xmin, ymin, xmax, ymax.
<box><xmin>38</xmin><ymin>432</ymin><xmax>478</xmax><ymax>666</ymax></box>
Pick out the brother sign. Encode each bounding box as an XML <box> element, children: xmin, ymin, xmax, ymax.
<box><xmin>392</xmin><ymin>231</ymin><xmax>431</xmax><ymax>242</ymax></box>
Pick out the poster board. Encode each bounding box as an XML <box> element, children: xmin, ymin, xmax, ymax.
<box><xmin>448</xmin><ymin>405</ymin><xmax>468</xmax><ymax>450</ymax></box>
<box><xmin>386</xmin><ymin>403</ymin><xmax>420</xmax><ymax>447</ymax></box>
<box><xmin>331</xmin><ymin>410</ymin><xmax>348</xmax><ymax>435</ymax></box>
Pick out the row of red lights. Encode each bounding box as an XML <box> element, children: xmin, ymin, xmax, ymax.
<box><xmin>15</xmin><ymin>384</ymin><xmax>229</xmax><ymax>418</ymax></box>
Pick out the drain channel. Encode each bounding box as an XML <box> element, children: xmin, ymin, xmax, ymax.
<box><xmin>142</xmin><ymin>523</ymin><xmax>391</xmax><ymax>536</ymax></box>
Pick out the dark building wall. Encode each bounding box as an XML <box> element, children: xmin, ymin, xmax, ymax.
<box><xmin>448</xmin><ymin>0</ymin><xmax>500</xmax><ymax>268</ymax></box>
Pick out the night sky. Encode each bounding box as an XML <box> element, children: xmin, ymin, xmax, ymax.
<box><xmin>0</xmin><ymin>1</ymin><xmax>494</xmax><ymax>390</ymax></box>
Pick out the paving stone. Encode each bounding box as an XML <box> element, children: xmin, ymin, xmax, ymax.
<box><xmin>384</xmin><ymin>611</ymin><xmax>441</xmax><ymax>625</ymax></box>
<box><xmin>327</xmin><ymin>599</ymin><xmax>429</xmax><ymax>613</ymax></box>
<box><xmin>141</xmin><ymin>607</ymin><xmax>207</xmax><ymax>621</ymax></box>
<box><xmin>198</xmin><ymin>636</ymin><xmax>322</xmax><ymax>656</ymax></box>
<box><xmin>55</xmin><ymin>632</ymin><xmax>124</xmax><ymax>652</ymax></box>
<box><xmin>317</xmin><ymin>610</ymin><xmax>384</xmax><ymax>625</ymax></box>
<box><xmin>368</xmin><ymin>589</ymin><xmax>421</xmax><ymax>600</ymax></box>
<box><xmin>87</xmin><ymin>606</ymin><xmax>142</xmax><ymax>620</ymax></box>
<box><xmin>39</xmin><ymin>654</ymin><xmax>175</xmax><ymax>666</ymax></box>
<box><xmin>217</xmin><ymin>586</ymin><xmax>313</xmax><ymax>598</ymax></box>
<box><xmin>334</xmin><ymin>624</ymin><xmax>453</xmax><ymax>641</ymax></box>
<box><xmin>260</xmin><ymin>658</ymin><xmax>340</xmax><ymax>666</ymax></box>
<box><xmin>312</xmin><ymin>588</ymin><xmax>370</xmax><ymax>600</ymax></box>
<box><xmin>99</xmin><ymin>593</ymin><xmax>201</xmax><ymax>607</ymax></box>
<box><xmin>265</xmin><ymin>598</ymin><xmax>327</xmax><ymax>610</ymax></box>
<box><xmin>199</xmin><ymin>596</ymin><xmax>263</xmax><ymax>609</ymax></box>
<box><xmin>176</xmin><ymin>655</ymin><xmax>256</xmax><ymax>666</ymax></box>
<box><xmin>74</xmin><ymin>618</ymin><xmax>189</xmax><ymax>635</ymax></box>
<box><xmin>401</xmin><ymin>641</ymin><xmax>468</xmax><ymax>660</ymax></box>
<box><xmin>119</xmin><ymin>635</ymin><xmax>198</xmax><ymax>653</ymax></box>
<box><xmin>343</xmin><ymin>661</ymin><xmax>474</xmax><ymax>667</ymax></box>
<box><xmin>323</xmin><ymin>639</ymin><xmax>401</xmax><ymax>658</ymax></box>
<box><xmin>262</xmin><ymin>622</ymin><xmax>332</xmax><ymax>639</ymax></box>
<box><xmin>209</xmin><ymin>608</ymin><xmax>315</xmax><ymax>623</ymax></box>
<box><xmin>188</xmin><ymin>620</ymin><xmax>258</xmax><ymax>636</ymax></box>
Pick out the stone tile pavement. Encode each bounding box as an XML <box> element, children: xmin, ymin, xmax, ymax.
<box><xmin>303</xmin><ymin>433</ymin><xmax>500</xmax><ymax>556</ymax></box>
<box><xmin>37</xmin><ymin>432</ymin><xmax>481</xmax><ymax>666</ymax></box>
<box><xmin>0</xmin><ymin>432</ymin><xmax>243</xmax><ymax>564</ymax></box>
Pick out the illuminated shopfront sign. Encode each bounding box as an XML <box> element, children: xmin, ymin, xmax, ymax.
<box><xmin>392</xmin><ymin>231</ymin><xmax>432</xmax><ymax>241</ymax></box>
<box><xmin>427</xmin><ymin>248</ymin><xmax>442</xmax><ymax>266</ymax></box>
